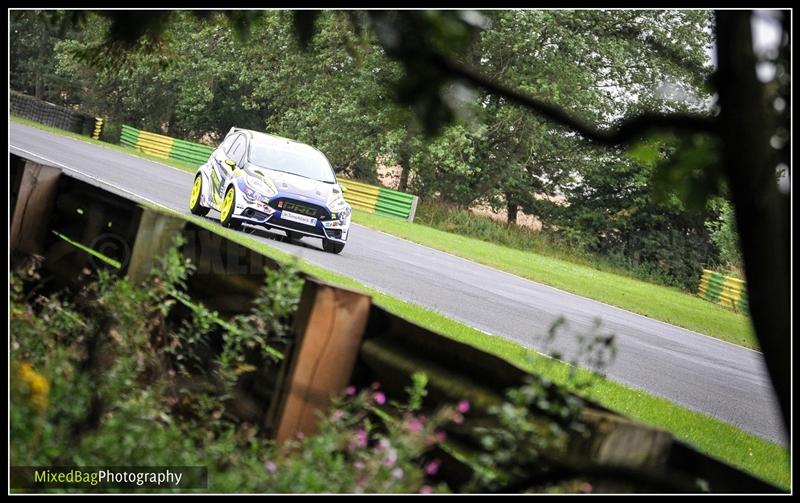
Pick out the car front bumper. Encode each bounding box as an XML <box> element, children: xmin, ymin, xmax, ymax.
<box><xmin>231</xmin><ymin>189</ymin><xmax>350</xmax><ymax>243</ymax></box>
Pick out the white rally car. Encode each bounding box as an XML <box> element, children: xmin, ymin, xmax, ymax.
<box><xmin>189</xmin><ymin>128</ymin><xmax>351</xmax><ymax>254</ymax></box>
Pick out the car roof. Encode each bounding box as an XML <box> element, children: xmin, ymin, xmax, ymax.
<box><xmin>228</xmin><ymin>127</ymin><xmax>324</xmax><ymax>157</ymax></box>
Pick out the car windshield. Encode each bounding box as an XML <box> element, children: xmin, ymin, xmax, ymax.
<box><xmin>248</xmin><ymin>142</ymin><xmax>336</xmax><ymax>183</ymax></box>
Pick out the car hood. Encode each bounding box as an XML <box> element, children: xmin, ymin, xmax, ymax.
<box><xmin>247</xmin><ymin>164</ymin><xmax>338</xmax><ymax>202</ymax></box>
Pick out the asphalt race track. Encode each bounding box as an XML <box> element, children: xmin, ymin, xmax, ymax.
<box><xmin>10</xmin><ymin>121</ymin><xmax>787</xmax><ymax>445</ymax></box>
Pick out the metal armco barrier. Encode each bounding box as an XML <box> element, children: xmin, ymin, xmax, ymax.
<box><xmin>9</xmin><ymin>152</ymin><xmax>782</xmax><ymax>493</ymax></box>
<box><xmin>697</xmin><ymin>269</ymin><xmax>749</xmax><ymax>312</ymax></box>
<box><xmin>120</xmin><ymin>124</ymin><xmax>214</xmax><ymax>166</ymax></box>
<box><xmin>11</xmin><ymin>91</ymin><xmax>99</xmax><ymax>138</ymax></box>
<box><xmin>338</xmin><ymin>178</ymin><xmax>419</xmax><ymax>222</ymax></box>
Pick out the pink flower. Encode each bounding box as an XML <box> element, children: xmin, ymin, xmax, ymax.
<box><xmin>435</xmin><ymin>430</ymin><xmax>447</xmax><ymax>442</ymax></box>
<box><xmin>354</xmin><ymin>461</ymin><xmax>365</xmax><ymax>471</ymax></box>
<box><xmin>377</xmin><ymin>437</ymin><xmax>391</xmax><ymax>452</ymax></box>
<box><xmin>457</xmin><ymin>400</ymin><xmax>470</xmax><ymax>414</ymax></box>
<box><xmin>355</xmin><ymin>428</ymin><xmax>368</xmax><ymax>448</ymax></box>
<box><xmin>373</xmin><ymin>391</ymin><xmax>386</xmax><ymax>405</ymax></box>
<box><xmin>391</xmin><ymin>468</ymin><xmax>404</xmax><ymax>479</ymax></box>
<box><xmin>345</xmin><ymin>385</ymin><xmax>357</xmax><ymax>396</ymax></box>
<box><xmin>383</xmin><ymin>448</ymin><xmax>398</xmax><ymax>467</ymax></box>
<box><xmin>264</xmin><ymin>461</ymin><xmax>277</xmax><ymax>474</ymax></box>
<box><xmin>405</xmin><ymin>417</ymin><xmax>424</xmax><ymax>432</ymax></box>
<box><xmin>419</xmin><ymin>485</ymin><xmax>433</xmax><ymax>494</ymax></box>
<box><xmin>452</xmin><ymin>412</ymin><xmax>464</xmax><ymax>424</ymax></box>
<box><xmin>332</xmin><ymin>409</ymin><xmax>344</xmax><ymax>421</ymax></box>
<box><xmin>424</xmin><ymin>459</ymin><xmax>441</xmax><ymax>476</ymax></box>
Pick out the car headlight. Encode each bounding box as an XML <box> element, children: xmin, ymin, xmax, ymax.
<box><xmin>328</xmin><ymin>193</ymin><xmax>347</xmax><ymax>212</ymax></box>
<box><xmin>245</xmin><ymin>174</ymin><xmax>277</xmax><ymax>197</ymax></box>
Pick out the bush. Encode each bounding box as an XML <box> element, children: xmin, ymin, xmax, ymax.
<box><xmin>415</xmin><ymin>199</ymin><xmax>703</xmax><ymax>291</ymax></box>
<box><xmin>705</xmin><ymin>199</ymin><xmax>744</xmax><ymax>276</ymax></box>
<box><xmin>10</xmin><ymin>242</ymin><xmax>458</xmax><ymax>493</ymax></box>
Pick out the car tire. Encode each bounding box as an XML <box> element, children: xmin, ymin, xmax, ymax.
<box><xmin>322</xmin><ymin>239</ymin><xmax>345</xmax><ymax>254</ymax></box>
<box><xmin>219</xmin><ymin>185</ymin><xmax>241</xmax><ymax>230</ymax></box>
<box><xmin>189</xmin><ymin>174</ymin><xmax>210</xmax><ymax>216</ymax></box>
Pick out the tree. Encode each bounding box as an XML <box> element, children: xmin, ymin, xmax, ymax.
<box><xmin>361</xmin><ymin>9</ymin><xmax>790</xmax><ymax>433</ymax></box>
<box><xmin>248</xmin><ymin>11</ymin><xmax>410</xmax><ymax>177</ymax></box>
<box><xmin>10</xmin><ymin>10</ymin><xmax>81</xmax><ymax>102</ymax></box>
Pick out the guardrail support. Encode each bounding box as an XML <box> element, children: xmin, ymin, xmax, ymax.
<box><xmin>126</xmin><ymin>208</ymin><xmax>189</xmax><ymax>284</ymax></box>
<box><xmin>408</xmin><ymin>195</ymin><xmax>419</xmax><ymax>223</ymax></box>
<box><xmin>10</xmin><ymin>160</ymin><xmax>62</xmax><ymax>256</ymax></box>
<box><xmin>272</xmin><ymin>279</ymin><xmax>372</xmax><ymax>443</ymax></box>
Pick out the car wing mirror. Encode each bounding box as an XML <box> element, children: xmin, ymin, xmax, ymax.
<box><xmin>224</xmin><ymin>159</ymin><xmax>237</xmax><ymax>168</ymax></box>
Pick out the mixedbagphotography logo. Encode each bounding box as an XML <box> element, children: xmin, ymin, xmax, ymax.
<box><xmin>11</xmin><ymin>466</ymin><xmax>208</xmax><ymax>490</ymax></box>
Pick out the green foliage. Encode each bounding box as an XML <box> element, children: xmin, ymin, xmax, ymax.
<box><xmin>467</xmin><ymin>375</ymin><xmax>590</xmax><ymax>492</ymax></box>
<box><xmin>416</xmin><ymin>199</ymin><xmax>710</xmax><ymax>291</ymax></box>
<box><xmin>705</xmin><ymin>198</ymin><xmax>744</xmax><ymax>274</ymax></box>
<box><xmin>10</xmin><ymin>241</ymin><xmax>305</xmax><ymax>491</ymax></box>
<box><xmin>10</xmin><ymin>11</ymin><xmax>83</xmax><ymax>102</ymax></box>
<box><xmin>650</xmin><ymin>134</ymin><xmax>724</xmax><ymax>212</ymax></box>
<box><xmin>259</xmin><ymin>383</ymin><xmax>455</xmax><ymax>493</ymax></box>
<box><xmin>537</xmin><ymin>151</ymin><xmax>716</xmax><ymax>290</ymax></box>
<box><xmin>460</xmin><ymin>316</ymin><xmax>618</xmax><ymax>492</ymax></box>
<box><xmin>9</xmin><ymin>243</ymin><xmax>463</xmax><ymax>493</ymax></box>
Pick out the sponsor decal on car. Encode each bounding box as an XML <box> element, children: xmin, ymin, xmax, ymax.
<box><xmin>281</xmin><ymin>210</ymin><xmax>317</xmax><ymax>227</ymax></box>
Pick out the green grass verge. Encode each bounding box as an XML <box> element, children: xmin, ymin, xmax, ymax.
<box><xmin>10</xmin><ymin>115</ymin><xmax>199</xmax><ymax>174</ymax></box>
<box><xmin>351</xmin><ymin>209</ymin><xmax>757</xmax><ymax>350</ymax></box>
<box><xmin>157</xmin><ymin>207</ymin><xmax>787</xmax><ymax>490</ymax></box>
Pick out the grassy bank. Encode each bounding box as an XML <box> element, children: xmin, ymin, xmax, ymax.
<box><xmin>352</xmin><ymin>209</ymin><xmax>756</xmax><ymax>350</ymax></box>
<box><xmin>415</xmin><ymin>200</ymin><xmax>702</xmax><ymax>288</ymax></box>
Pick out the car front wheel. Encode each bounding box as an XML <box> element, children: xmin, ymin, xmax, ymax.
<box><xmin>219</xmin><ymin>186</ymin><xmax>241</xmax><ymax>230</ymax></box>
<box><xmin>322</xmin><ymin>238</ymin><xmax>345</xmax><ymax>254</ymax></box>
<box><xmin>189</xmin><ymin>174</ymin><xmax>210</xmax><ymax>216</ymax></box>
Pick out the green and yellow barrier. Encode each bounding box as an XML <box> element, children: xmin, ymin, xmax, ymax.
<box><xmin>339</xmin><ymin>179</ymin><xmax>419</xmax><ymax>222</ymax></box>
<box><xmin>120</xmin><ymin>125</ymin><xmax>214</xmax><ymax>166</ymax></box>
<box><xmin>92</xmin><ymin>117</ymin><xmax>104</xmax><ymax>140</ymax></box>
<box><xmin>697</xmin><ymin>269</ymin><xmax>749</xmax><ymax>313</ymax></box>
